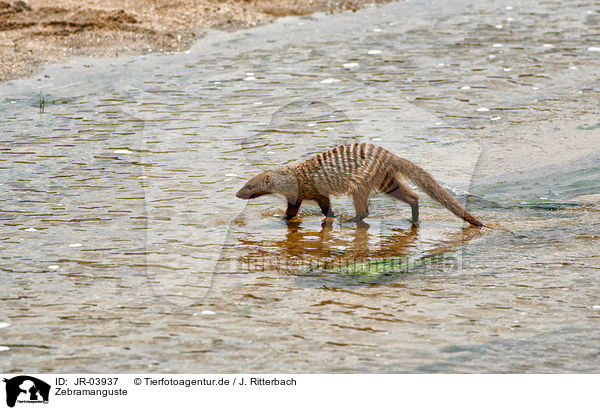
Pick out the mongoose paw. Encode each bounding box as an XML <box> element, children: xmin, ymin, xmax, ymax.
<box><xmin>343</xmin><ymin>216</ymin><xmax>367</xmax><ymax>223</ymax></box>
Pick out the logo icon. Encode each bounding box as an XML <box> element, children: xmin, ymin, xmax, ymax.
<box><xmin>3</xmin><ymin>376</ymin><xmax>50</xmax><ymax>408</ymax></box>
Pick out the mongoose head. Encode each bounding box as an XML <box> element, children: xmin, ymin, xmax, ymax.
<box><xmin>236</xmin><ymin>172</ymin><xmax>273</xmax><ymax>199</ymax></box>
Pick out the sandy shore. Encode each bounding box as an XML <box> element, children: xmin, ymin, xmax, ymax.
<box><xmin>0</xmin><ymin>0</ymin><xmax>390</xmax><ymax>82</ymax></box>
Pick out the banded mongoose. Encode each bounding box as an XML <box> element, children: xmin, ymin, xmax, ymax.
<box><xmin>236</xmin><ymin>143</ymin><xmax>483</xmax><ymax>226</ymax></box>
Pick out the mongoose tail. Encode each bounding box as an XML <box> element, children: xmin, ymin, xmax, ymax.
<box><xmin>392</xmin><ymin>156</ymin><xmax>484</xmax><ymax>227</ymax></box>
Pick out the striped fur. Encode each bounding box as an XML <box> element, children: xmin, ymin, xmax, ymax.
<box><xmin>236</xmin><ymin>143</ymin><xmax>483</xmax><ymax>226</ymax></box>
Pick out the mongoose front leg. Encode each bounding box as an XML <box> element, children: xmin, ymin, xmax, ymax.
<box><xmin>315</xmin><ymin>195</ymin><xmax>335</xmax><ymax>217</ymax></box>
<box><xmin>384</xmin><ymin>179</ymin><xmax>419</xmax><ymax>223</ymax></box>
<box><xmin>283</xmin><ymin>199</ymin><xmax>303</xmax><ymax>220</ymax></box>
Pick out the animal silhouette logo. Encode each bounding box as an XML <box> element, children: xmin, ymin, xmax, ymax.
<box><xmin>3</xmin><ymin>376</ymin><xmax>50</xmax><ymax>408</ymax></box>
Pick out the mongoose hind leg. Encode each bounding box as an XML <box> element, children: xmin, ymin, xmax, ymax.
<box><xmin>350</xmin><ymin>192</ymin><xmax>369</xmax><ymax>221</ymax></box>
<box><xmin>283</xmin><ymin>199</ymin><xmax>303</xmax><ymax>220</ymax></box>
<box><xmin>384</xmin><ymin>179</ymin><xmax>419</xmax><ymax>223</ymax></box>
<box><xmin>315</xmin><ymin>195</ymin><xmax>335</xmax><ymax>217</ymax></box>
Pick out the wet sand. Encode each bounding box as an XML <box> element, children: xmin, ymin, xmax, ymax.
<box><xmin>0</xmin><ymin>0</ymin><xmax>390</xmax><ymax>82</ymax></box>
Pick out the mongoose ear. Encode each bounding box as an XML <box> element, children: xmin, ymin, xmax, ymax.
<box><xmin>263</xmin><ymin>174</ymin><xmax>271</xmax><ymax>187</ymax></box>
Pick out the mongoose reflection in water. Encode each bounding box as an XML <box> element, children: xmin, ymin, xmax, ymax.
<box><xmin>236</xmin><ymin>143</ymin><xmax>483</xmax><ymax>227</ymax></box>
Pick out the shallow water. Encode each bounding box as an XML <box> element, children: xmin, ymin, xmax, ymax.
<box><xmin>1</xmin><ymin>0</ymin><xmax>599</xmax><ymax>372</ymax></box>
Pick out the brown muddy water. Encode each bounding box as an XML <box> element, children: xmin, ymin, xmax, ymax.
<box><xmin>1</xmin><ymin>0</ymin><xmax>599</xmax><ymax>372</ymax></box>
